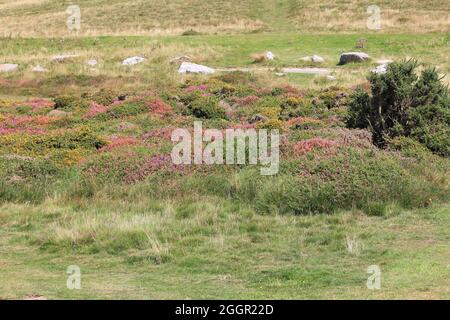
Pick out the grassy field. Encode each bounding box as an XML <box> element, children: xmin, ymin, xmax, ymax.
<box><xmin>0</xmin><ymin>0</ymin><xmax>449</xmax><ymax>300</ymax></box>
<box><xmin>0</xmin><ymin>33</ymin><xmax>449</xmax><ymax>97</ymax></box>
<box><xmin>1</xmin><ymin>201</ymin><xmax>449</xmax><ymax>299</ymax></box>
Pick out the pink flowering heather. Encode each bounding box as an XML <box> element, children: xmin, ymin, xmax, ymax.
<box><xmin>141</xmin><ymin>127</ymin><xmax>173</xmax><ymax>140</ymax></box>
<box><xmin>255</xmin><ymin>87</ymin><xmax>273</xmax><ymax>96</ymax></box>
<box><xmin>230</xmin><ymin>123</ymin><xmax>256</xmax><ymax>130</ymax></box>
<box><xmin>147</xmin><ymin>98</ymin><xmax>173</xmax><ymax>117</ymax></box>
<box><xmin>1</xmin><ymin>115</ymin><xmax>56</xmax><ymax>129</ymax></box>
<box><xmin>0</xmin><ymin>127</ymin><xmax>47</xmax><ymax>135</ymax></box>
<box><xmin>279</xmin><ymin>84</ymin><xmax>303</xmax><ymax>96</ymax></box>
<box><xmin>99</xmin><ymin>135</ymin><xmax>140</xmax><ymax>152</ymax></box>
<box><xmin>233</xmin><ymin>95</ymin><xmax>259</xmax><ymax>106</ymax></box>
<box><xmin>17</xmin><ymin>99</ymin><xmax>55</xmax><ymax>112</ymax></box>
<box><xmin>125</xmin><ymin>153</ymin><xmax>182</xmax><ymax>183</ymax></box>
<box><xmin>292</xmin><ymin>137</ymin><xmax>337</xmax><ymax>156</ymax></box>
<box><xmin>185</xmin><ymin>84</ymin><xmax>208</xmax><ymax>93</ymax></box>
<box><xmin>287</xmin><ymin>117</ymin><xmax>321</xmax><ymax>127</ymax></box>
<box><xmin>84</xmin><ymin>102</ymin><xmax>108</xmax><ymax>118</ymax></box>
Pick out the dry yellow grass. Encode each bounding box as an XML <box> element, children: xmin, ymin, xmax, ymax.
<box><xmin>0</xmin><ymin>0</ymin><xmax>448</xmax><ymax>37</ymax></box>
<box><xmin>286</xmin><ymin>1</ymin><xmax>450</xmax><ymax>33</ymax></box>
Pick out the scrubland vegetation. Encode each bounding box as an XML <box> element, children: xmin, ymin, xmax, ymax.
<box><xmin>0</xmin><ymin>0</ymin><xmax>449</xmax><ymax>300</ymax></box>
<box><xmin>1</xmin><ymin>63</ymin><xmax>449</xmax><ymax>299</ymax></box>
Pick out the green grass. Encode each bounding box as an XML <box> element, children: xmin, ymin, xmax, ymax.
<box><xmin>0</xmin><ymin>33</ymin><xmax>448</xmax><ymax>99</ymax></box>
<box><xmin>0</xmin><ymin>200</ymin><xmax>449</xmax><ymax>299</ymax></box>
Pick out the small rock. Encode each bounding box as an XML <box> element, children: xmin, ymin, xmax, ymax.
<box><xmin>8</xmin><ymin>175</ymin><xmax>24</xmax><ymax>183</ymax></box>
<box><xmin>339</xmin><ymin>52</ymin><xmax>370</xmax><ymax>65</ymax></box>
<box><xmin>0</xmin><ymin>63</ymin><xmax>18</xmax><ymax>72</ymax></box>
<box><xmin>301</xmin><ymin>55</ymin><xmax>325</xmax><ymax>63</ymax></box>
<box><xmin>265</xmin><ymin>51</ymin><xmax>275</xmax><ymax>60</ymax></box>
<box><xmin>178</xmin><ymin>62</ymin><xmax>215</xmax><ymax>74</ymax></box>
<box><xmin>52</xmin><ymin>54</ymin><xmax>79</xmax><ymax>62</ymax></box>
<box><xmin>122</xmin><ymin>56</ymin><xmax>145</xmax><ymax>66</ymax></box>
<box><xmin>275</xmin><ymin>72</ymin><xmax>286</xmax><ymax>77</ymax></box>
<box><xmin>87</xmin><ymin>59</ymin><xmax>98</xmax><ymax>67</ymax></box>
<box><xmin>372</xmin><ymin>64</ymin><xmax>388</xmax><ymax>74</ymax></box>
<box><xmin>169</xmin><ymin>55</ymin><xmax>192</xmax><ymax>64</ymax></box>
<box><xmin>117</xmin><ymin>122</ymin><xmax>136</xmax><ymax>131</ymax></box>
<box><xmin>311</xmin><ymin>55</ymin><xmax>325</xmax><ymax>63</ymax></box>
<box><xmin>32</xmin><ymin>65</ymin><xmax>47</xmax><ymax>72</ymax></box>
<box><xmin>376</xmin><ymin>59</ymin><xmax>393</xmax><ymax>65</ymax></box>
<box><xmin>219</xmin><ymin>100</ymin><xmax>235</xmax><ymax>117</ymax></box>
<box><xmin>249</xmin><ymin>114</ymin><xmax>268</xmax><ymax>124</ymax></box>
<box><xmin>48</xmin><ymin>109</ymin><xmax>70</xmax><ymax>117</ymax></box>
<box><xmin>326</xmin><ymin>75</ymin><xmax>337</xmax><ymax>81</ymax></box>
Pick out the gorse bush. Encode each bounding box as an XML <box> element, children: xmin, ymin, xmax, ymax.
<box><xmin>0</xmin><ymin>126</ymin><xmax>106</xmax><ymax>157</ymax></box>
<box><xmin>53</xmin><ymin>95</ymin><xmax>89</xmax><ymax>111</ymax></box>
<box><xmin>188</xmin><ymin>96</ymin><xmax>227</xmax><ymax>119</ymax></box>
<box><xmin>347</xmin><ymin>60</ymin><xmax>449</xmax><ymax>156</ymax></box>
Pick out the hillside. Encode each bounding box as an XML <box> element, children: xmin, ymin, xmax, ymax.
<box><xmin>0</xmin><ymin>0</ymin><xmax>448</xmax><ymax>37</ymax></box>
<box><xmin>0</xmin><ymin>0</ymin><xmax>449</xmax><ymax>301</ymax></box>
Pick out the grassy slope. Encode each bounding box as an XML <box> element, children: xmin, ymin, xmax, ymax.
<box><xmin>0</xmin><ymin>0</ymin><xmax>448</xmax><ymax>36</ymax></box>
<box><xmin>0</xmin><ymin>33</ymin><xmax>449</xmax><ymax>99</ymax></box>
<box><xmin>0</xmin><ymin>1</ymin><xmax>449</xmax><ymax>300</ymax></box>
<box><xmin>1</xmin><ymin>200</ymin><xmax>449</xmax><ymax>299</ymax></box>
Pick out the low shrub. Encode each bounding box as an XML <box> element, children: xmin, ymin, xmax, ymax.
<box><xmin>0</xmin><ymin>126</ymin><xmax>106</xmax><ymax>156</ymax></box>
<box><xmin>347</xmin><ymin>60</ymin><xmax>449</xmax><ymax>156</ymax></box>
<box><xmin>89</xmin><ymin>88</ymin><xmax>118</xmax><ymax>106</ymax></box>
<box><xmin>53</xmin><ymin>96</ymin><xmax>89</xmax><ymax>111</ymax></box>
<box><xmin>244</xmin><ymin>148</ymin><xmax>447</xmax><ymax>215</ymax></box>
<box><xmin>188</xmin><ymin>96</ymin><xmax>227</xmax><ymax>119</ymax></box>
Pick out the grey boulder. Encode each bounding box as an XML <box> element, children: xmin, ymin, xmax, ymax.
<box><xmin>339</xmin><ymin>52</ymin><xmax>370</xmax><ymax>65</ymax></box>
<box><xmin>178</xmin><ymin>62</ymin><xmax>215</xmax><ymax>74</ymax></box>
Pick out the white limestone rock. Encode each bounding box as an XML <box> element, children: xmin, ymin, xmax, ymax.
<box><xmin>52</xmin><ymin>54</ymin><xmax>79</xmax><ymax>62</ymax></box>
<box><xmin>0</xmin><ymin>63</ymin><xmax>18</xmax><ymax>72</ymax></box>
<box><xmin>178</xmin><ymin>62</ymin><xmax>215</xmax><ymax>74</ymax></box>
<box><xmin>372</xmin><ymin>64</ymin><xmax>388</xmax><ymax>74</ymax></box>
<box><xmin>87</xmin><ymin>59</ymin><xmax>98</xmax><ymax>67</ymax></box>
<box><xmin>302</xmin><ymin>55</ymin><xmax>325</xmax><ymax>63</ymax></box>
<box><xmin>32</xmin><ymin>65</ymin><xmax>47</xmax><ymax>72</ymax></box>
<box><xmin>122</xmin><ymin>56</ymin><xmax>145</xmax><ymax>66</ymax></box>
<box><xmin>265</xmin><ymin>51</ymin><xmax>275</xmax><ymax>60</ymax></box>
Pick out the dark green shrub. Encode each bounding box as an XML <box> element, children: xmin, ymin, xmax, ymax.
<box><xmin>346</xmin><ymin>88</ymin><xmax>371</xmax><ymax>128</ymax></box>
<box><xmin>53</xmin><ymin>95</ymin><xmax>89</xmax><ymax>111</ymax></box>
<box><xmin>188</xmin><ymin>96</ymin><xmax>227</xmax><ymax>119</ymax></box>
<box><xmin>90</xmin><ymin>88</ymin><xmax>118</xmax><ymax>106</ymax></box>
<box><xmin>235</xmin><ymin>148</ymin><xmax>447</xmax><ymax>215</ymax></box>
<box><xmin>408</xmin><ymin>101</ymin><xmax>450</xmax><ymax>156</ymax></box>
<box><xmin>387</xmin><ymin>136</ymin><xmax>432</xmax><ymax>159</ymax></box>
<box><xmin>102</xmin><ymin>102</ymin><xmax>148</xmax><ymax>119</ymax></box>
<box><xmin>347</xmin><ymin>60</ymin><xmax>449</xmax><ymax>155</ymax></box>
